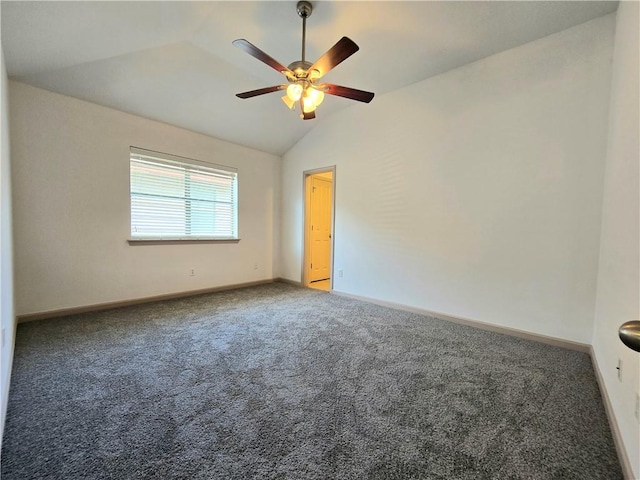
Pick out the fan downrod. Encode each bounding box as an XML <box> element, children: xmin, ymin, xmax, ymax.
<box><xmin>297</xmin><ymin>1</ymin><xmax>312</xmax><ymax>18</ymax></box>
<box><xmin>296</xmin><ymin>1</ymin><xmax>313</xmax><ymax>63</ymax></box>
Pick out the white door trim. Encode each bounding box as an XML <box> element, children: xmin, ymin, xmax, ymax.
<box><xmin>302</xmin><ymin>166</ymin><xmax>336</xmax><ymax>289</ymax></box>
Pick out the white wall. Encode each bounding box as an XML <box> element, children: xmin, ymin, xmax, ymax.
<box><xmin>0</xmin><ymin>47</ymin><xmax>16</xmax><ymax>451</ymax></box>
<box><xmin>592</xmin><ymin>2</ymin><xmax>640</xmax><ymax>477</ymax></box>
<box><xmin>10</xmin><ymin>82</ymin><xmax>281</xmax><ymax>316</ymax></box>
<box><xmin>281</xmin><ymin>15</ymin><xmax>615</xmax><ymax>344</ymax></box>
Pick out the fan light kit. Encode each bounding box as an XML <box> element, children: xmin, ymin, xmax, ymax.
<box><xmin>233</xmin><ymin>1</ymin><xmax>374</xmax><ymax>120</ymax></box>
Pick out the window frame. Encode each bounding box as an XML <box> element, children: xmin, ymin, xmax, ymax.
<box><xmin>128</xmin><ymin>147</ymin><xmax>239</xmax><ymax>243</ymax></box>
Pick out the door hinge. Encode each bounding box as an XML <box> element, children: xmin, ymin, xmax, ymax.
<box><xmin>310</xmin><ymin>263</ymin><xmax>313</xmax><ymax>269</ymax></box>
<box><xmin>312</xmin><ymin>186</ymin><xmax>316</xmax><ymax>192</ymax></box>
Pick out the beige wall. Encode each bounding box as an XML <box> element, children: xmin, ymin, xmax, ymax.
<box><xmin>9</xmin><ymin>82</ymin><xmax>281</xmax><ymax>316</ymax></box>
<box><xmin>281</xmin><ymin>15</ymin><xmax>615</xmax><ymax>344</ymax></box>
<box><xmin>592</xmin><ymin>2</ymin><xmax>640</xmax><ymax>477</ymax></box>
<box><xmin>0</xmin><ymin>47</ymin><xmax>16</xmax><ymax>450</ymax></box>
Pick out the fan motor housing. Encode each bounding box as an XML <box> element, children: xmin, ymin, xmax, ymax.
<box><xmin>288</xmin><ymin>60</ymin><xmax>313</xmax><ymax>77</ymax></box>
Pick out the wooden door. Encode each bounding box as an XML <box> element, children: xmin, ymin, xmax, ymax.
<box><xmin>309</xmin><ymin>176</ymin><xmax>332</xmax><ymax>282</ymax></box>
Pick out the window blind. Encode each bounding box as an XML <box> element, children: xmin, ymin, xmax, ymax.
<box><xmin>130</xmin><ymin>147</ymin><xmax>238</xmax><ymax>240</ymax></box>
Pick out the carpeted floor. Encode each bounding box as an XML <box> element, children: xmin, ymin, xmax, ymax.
<box><xmin>1</xmin><ymin>282</ymin><xmax>622</xmax><ymax>479</ymax></box>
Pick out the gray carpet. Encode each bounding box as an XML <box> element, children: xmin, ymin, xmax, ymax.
<box><xmin>1</xmin><ymin>282</ymin><xmax>622</xmax><ymax>479</ymax></box>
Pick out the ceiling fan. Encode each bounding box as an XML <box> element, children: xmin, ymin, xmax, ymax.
<box><xmin>233</xmin><ymin>1</ymin><xmax>374</xmax><ymax>120</ymax></box>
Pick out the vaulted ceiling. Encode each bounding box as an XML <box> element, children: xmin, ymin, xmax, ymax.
<box><xmin>1</xmin><ymin>1</ymin><xmax>618</xmax><ymax>155</ymax></box>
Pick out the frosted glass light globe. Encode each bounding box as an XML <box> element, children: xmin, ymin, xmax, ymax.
<box><xmin>286</xmin><ymin>83</ymin><xmax>303</xmax><ymax>102</ymax></box>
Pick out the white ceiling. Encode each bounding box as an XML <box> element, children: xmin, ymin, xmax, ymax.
<box><xmin>1</xmin><ymin>1</ymin><xmax>618</xmax><ymax>156</ymax></box>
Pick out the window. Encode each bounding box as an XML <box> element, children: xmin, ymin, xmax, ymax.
<box><xmin>130</xmin><ymin>147</ymin><xmax>238</xmax><ymax>240</ymax></box>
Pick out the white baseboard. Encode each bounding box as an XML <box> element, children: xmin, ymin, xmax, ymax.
<box><xmin>330</xmin><ymin>290</ymin><xmax>590</xmax><ymax>353</ymax></box>
<box><xmin>275</xmin><ymin>277</ymin><xmax>303</xmax><ymax>287</ymax></box>
<box><xmin>590</xmin><ymin>348</ymin><xmax>635</xmax><ymax>480</ymax></box>
<box><xmin>17</xmin><ymin>279</ymin><xmax>279</xmax><ymax>323</ymax></box>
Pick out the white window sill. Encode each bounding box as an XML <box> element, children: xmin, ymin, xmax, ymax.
<box><xmin>127</xmin><ymin>238</ymin><xmax>240</xmax><ymax>245</ymax></box>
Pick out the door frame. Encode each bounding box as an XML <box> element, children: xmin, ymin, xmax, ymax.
<box><xmin>302</xmin><ymin>166</ymin><xmax>336</xmax><ymax>289</ymax></box>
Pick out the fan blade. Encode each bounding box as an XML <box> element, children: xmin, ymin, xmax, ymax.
<box><xmin>307</xmin><ymin>37</ymin><xmax>359</xmax><ymax>79</ymax></box>
<box><xmin>320</xmin><ymin>84</ymin><xmax>375</xmax><ymax>103</ymax></box>
<box><xmin>233</xmin><ymin>39</ymin><xmax>294</xmax><ymax>77</ymax></box>
<box><xmin>236</xmin><ymin>85</ymin><xmax>286</xmax><ymax>99</ymax></box>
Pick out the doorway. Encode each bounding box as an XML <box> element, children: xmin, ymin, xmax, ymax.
<box><xmin>303</xmin><ymin>167</ymin><xmax>335</xmax><ymax>292</ymax></box>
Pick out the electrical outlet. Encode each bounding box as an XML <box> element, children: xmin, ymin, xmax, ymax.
<box><xmin>635</xmin><ymin>393</ymin><xmax>640</xmax><ymax>422</ymax></box>
<box><xmin>617</xmin><ymin>358</ymin><xmax>623</xmax><ymax>382</ymax></box>
<box><xmin>190</xmin><ymin>268</ymin><xmax>196</xmax><ymax>276</ymax></box>
<box><xmin>338</xmin><ymin>269</ymin><xmax>343</xmax><ymax>278</ymax></box>
<box><xmin>253</xmin><ymin>263</ymin><xmax>258</xmax><ymax>270</ymax></box>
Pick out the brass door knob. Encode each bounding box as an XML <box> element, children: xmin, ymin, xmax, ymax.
<box><xmin>619</xmin><ymin>321</ymin><xmax>640</xmax><ymax>352</ymax></box>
